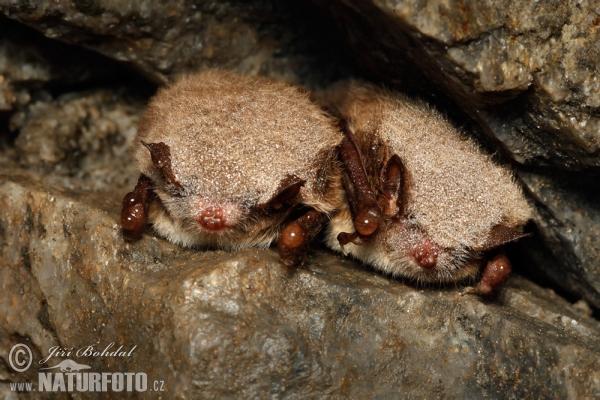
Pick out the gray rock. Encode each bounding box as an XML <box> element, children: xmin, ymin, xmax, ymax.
<box><xmin>0</xmin><ymin>0</ymin><xmax>357</xmax><ymax>88</ymax></box>
<box><xmin>0</xmin><ymin>14</ymin><xmax>137</xmax><ymax>113</ymax></box>
<box><xmin>1</xmin><ymin>171</ymin><xmax>600</xmax><ymax>398</ymax></box>
<box><xmin>0</xmin><ymin>36</ymin><xmax>50</xmax><ymax>112</ymax></box>
<box><xmin>9</xmin><ymin>88</ymin><xmax>142</xmax><ymax>192</ymax></box>
<box><xmin>1</xmin><ymin>2</ymin><xmax>600</xmax><ymax>397</ymax></box>
<box><xmin>314</xmin><ymin>0</ymin><xmax>600</xmax><ymax>171</ymax></box>
<box><xmin>517</xmin><ymin>171</ymin><xmax>600</xmax><ymax>309</ymax></box>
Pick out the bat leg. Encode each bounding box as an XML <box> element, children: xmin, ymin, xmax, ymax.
<box><xmin>277</xmin><ymin>209</ymin><xmax>327</xmax><ymax>267</ymax></box>
<box><xmin>464</xmin><ymin>249</ymin><xmax>512</xmax><ymax>295</ymax></box>
<box><xmin>121</xmin><ymin>174</ymin><xmax>153</xmax><ymax>241</ymax></box>
<box><xmin>337</xmin><ymin>124</ymin><xmax>381</xmax><ymax>247</ymax></box>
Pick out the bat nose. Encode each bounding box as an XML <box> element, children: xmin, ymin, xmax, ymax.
<box><xmin>413</xmin><ymin>237</ymin><xmax>439</xmax><ymax>269</ymax></box>
<box><xmin>197</xmin><ymin>205</ymin><xmax>227</xmax><ymax>231</ymax></box>
<box><xmin>195</xmin><ymin>199</ymin><xmax>241</xmax><ymax>232</ymax></box>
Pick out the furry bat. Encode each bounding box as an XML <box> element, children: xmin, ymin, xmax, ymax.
<box><xmin>321</xmin><ymin>82</ymin><xmax>531</xmax><ymax>293</ymax></box>
<box><xmin>121</xmin><ymin>70</ymin><xmax>344</xmax><ymax>266</ymax></box>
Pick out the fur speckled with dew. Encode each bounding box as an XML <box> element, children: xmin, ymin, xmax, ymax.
<box><xmin>320</xmin><ymin>82</ymin><xmax>531</xmax><ymax>285</ymax></box>
<box><xmin>128</xmin><ymin>70</ymin><xmax>344</xmax><ymax>251</ymax></box>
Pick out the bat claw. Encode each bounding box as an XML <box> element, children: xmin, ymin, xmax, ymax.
<box><xmin>459</xmin><ymin>286</ymin><xmax>478</xmax><ymax>296</ymax></box>
<box><xmin>337</xmin><ymin>231</ymin><xmax>368</xmax><ymax>248</ymax></box>
<box><xmin>339</xmin><ymin>243</ymin><xmax>348</xmax><ymax>256</ymax></box>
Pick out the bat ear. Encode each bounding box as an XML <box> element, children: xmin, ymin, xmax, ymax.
<box><xmin>266</xmin><ymin>175</ymin><xmax>306</xmax><ymax>210</ymax></box>
<box><xmin>141</xmin><ymin>141</ymin><xmax>182</xmax><ymax>189</ymax></box>
<box><xmin>472</xmin><ymin>224</ymin><xmax>532</xmax><ymax>252</ymax></box>
<box><xmin>379</xmin><ymin>154</ymin><xmax>406</xmax><ymax>218</ymax></box>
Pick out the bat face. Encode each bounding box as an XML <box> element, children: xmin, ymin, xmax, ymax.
<box><xmin>322</xmin><ymin>82</ymin><xmax>531</xmax><ymax>287</ymax></box>
<box><xmin>138</xmin><ymin>137</ymin><xmax>316</xmax><ymax>251</ymax></box>
<box><xmin>122</xmin><ymin>70</ymin><xmax>344</xmax><ymax>253</ymax></box>
<box><xmin>327</xmin><ymin>209</ymin><xmax>482</xmax><ymax>283</ymax></box>
<box><xmin>147</xmin><ymin>175</ymin><xmax>287</xmax><ymax>250</ymax></box>
<box><xmin>146</xmin><ymin>170</ymin><xmax>325</xmax><ymax>251</ymax></box>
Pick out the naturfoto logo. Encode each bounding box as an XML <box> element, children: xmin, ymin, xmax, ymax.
<box><xmin>7</xmin><ymin>343</ymin><xmax>165</xmax><ymax>394</ymax></box>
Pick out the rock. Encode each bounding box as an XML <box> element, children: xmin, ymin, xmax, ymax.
<box><xmin>9</xmin><ymin>88</ymin><xmax>143</xmax><ymax>192</ymax></box>
<box><xmin>1</xmin><ymin>2</ymin><xmax>600</xmax><ymax>397</ymax></box>
<box><xmin>1</xmin><ymin>172</ymin><xmax>600</xmax><ymax>398</ymax></box>
<box><xmin>516</xmin><ymin>171</ymin><xmax>600</xmax><ymax>309</ymax></box>
<box><xmin>0</xmin><ymin>35</ymin><xmax>50</xmax><ymax>112</ymax></box>
<box><xmin>314</xmin><ymin>0</ymin><xmax>600</xmax><ymax>171</ymax></box>
<box><xmin>0</xmin><ymin>1</ymin><xmax>358</xmax><ymax>88</ymax></box>
<box><xmin>0</xmin><ymin>14</ymin><xmax>139</xmax><ymax>113</ymax></box>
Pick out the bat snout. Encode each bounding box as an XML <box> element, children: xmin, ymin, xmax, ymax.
<box><xmin>194</xmin><ymin>198</ymin><xmax>242</xmax><ymax>232</ymax></box>
<box><xmin>411</xmin><ymin>236</ymin><xmax>439</xmax><ymax>269</ymax></box>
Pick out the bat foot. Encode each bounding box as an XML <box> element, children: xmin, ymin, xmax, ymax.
<box><xmin>337</xmin><ymin>231</ymin><xmax>368</xmax><ymax>248</ymax></box>
<box><xmin>278</xmin><ymin>221</ymin><xmax>308</xmax><ymax>267</ymax></box>
<box><xmin>462</xmin><ymin>250</ymin><xmax>512</xmax><ymax>295</ymax></box>
<box><xmin>277</xmin><ymin>209</ymin><xmax>326</xmax><ymax>267</ymax></box>
<box><xmin>121</xmin><ymin>175</ymin><xmax>152</xmax><ymax>241</ymax></box>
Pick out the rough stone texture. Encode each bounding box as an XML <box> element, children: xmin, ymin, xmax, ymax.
<box><xmin>0</xmin><ymin>0</ymin><xmax>600</xmax><ymax>306</ymax></box>
<box><xmin>1</xmin><ymin>172</ymin><xmax>600</xmax><ymax>398</ymax></box>
<box><xmin>0</xmin><ymin>14</ymin><xmax>137</xmax><ymax>114</ymax></box>
<box><xmin>3</xmin><ymin>0</ymin><xmax>597</xmax><ymax>307</ymax></box>
<box><xmin>7</xmin><ymin>88</ymin><xmax>142</xmax><ymax>192</ymax></box>
<box><xmin>314</xmin><ymin>0</ymin><xmax>600</xmax><ymax>171</ymax></box>
<box><xmin>517</xmin><ymin>171</ymin><xmax>600</xmax><ymax>309</ymax></box>
<box><xmin>0</xmin><ymin>35</ymin><xmax>50</xmax><ymax>112</ymax></box>
<box><xmin>0</xmin><ymin>0</ymin><xmax>357</xmax><ymax>88</ymax></box>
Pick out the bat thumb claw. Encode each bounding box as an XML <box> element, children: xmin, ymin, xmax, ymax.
<box><xmin>459</xmin><ymin>286</ymin><xmax>478</xmax><ymax>296</ymax></box>
<box><xmin>340</xmin><ymin>244</ymin><xmax>348</xmax><ymax>256</ymax></box>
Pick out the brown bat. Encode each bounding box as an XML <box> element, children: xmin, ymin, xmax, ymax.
<box><xmin>321</xmin><ymin>82</ymin><xmax>532</xmax><ymax>293</ymax></box>
<box><xmin>121</xmin><ymin>70</ymin><xmax>344</xmax><ymax>266</ymax></box>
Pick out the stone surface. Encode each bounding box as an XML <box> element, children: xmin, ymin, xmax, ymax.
<box><xmin>3</xmin><ymin>1</ymin><xmax>598</xmax><ymax>307</ymax></box>
<box><xmin>0</xmin><ymin>14</ymin><xmax>138</xmax><ymax>114</ymax></box>
<box><xmin>314</xmin><ymin>0</ymin><xmax>600</xmax><ymax>171</ymax></box>
<box><xmin>1</xmin><ymin>172</ymin><xmax>600</xmax><ymax>398</ymax></box>
<box><xmin>0</xmin><ymin>0</ymin><xmax>357</xmax><ymax>88</ymax></box>
<box><xmin>8</xmin><ymin>88</ymin><xmax>142</xmax><ymax>192</ymax></box>
<box><xmin>517</xmin><ymin>171</ymin><xmax>600</xmax><ymax>309</ymax></box>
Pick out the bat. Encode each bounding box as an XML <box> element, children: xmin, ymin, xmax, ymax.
<box><xmin>121</xmin><ymin>70</ymin><xmax>344</xmax><ymax>266</ymax></box>
<box><xmin>321</xmin><ymin>82</ymin><xmax>532</xmax><ymax>293</ymax></box>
